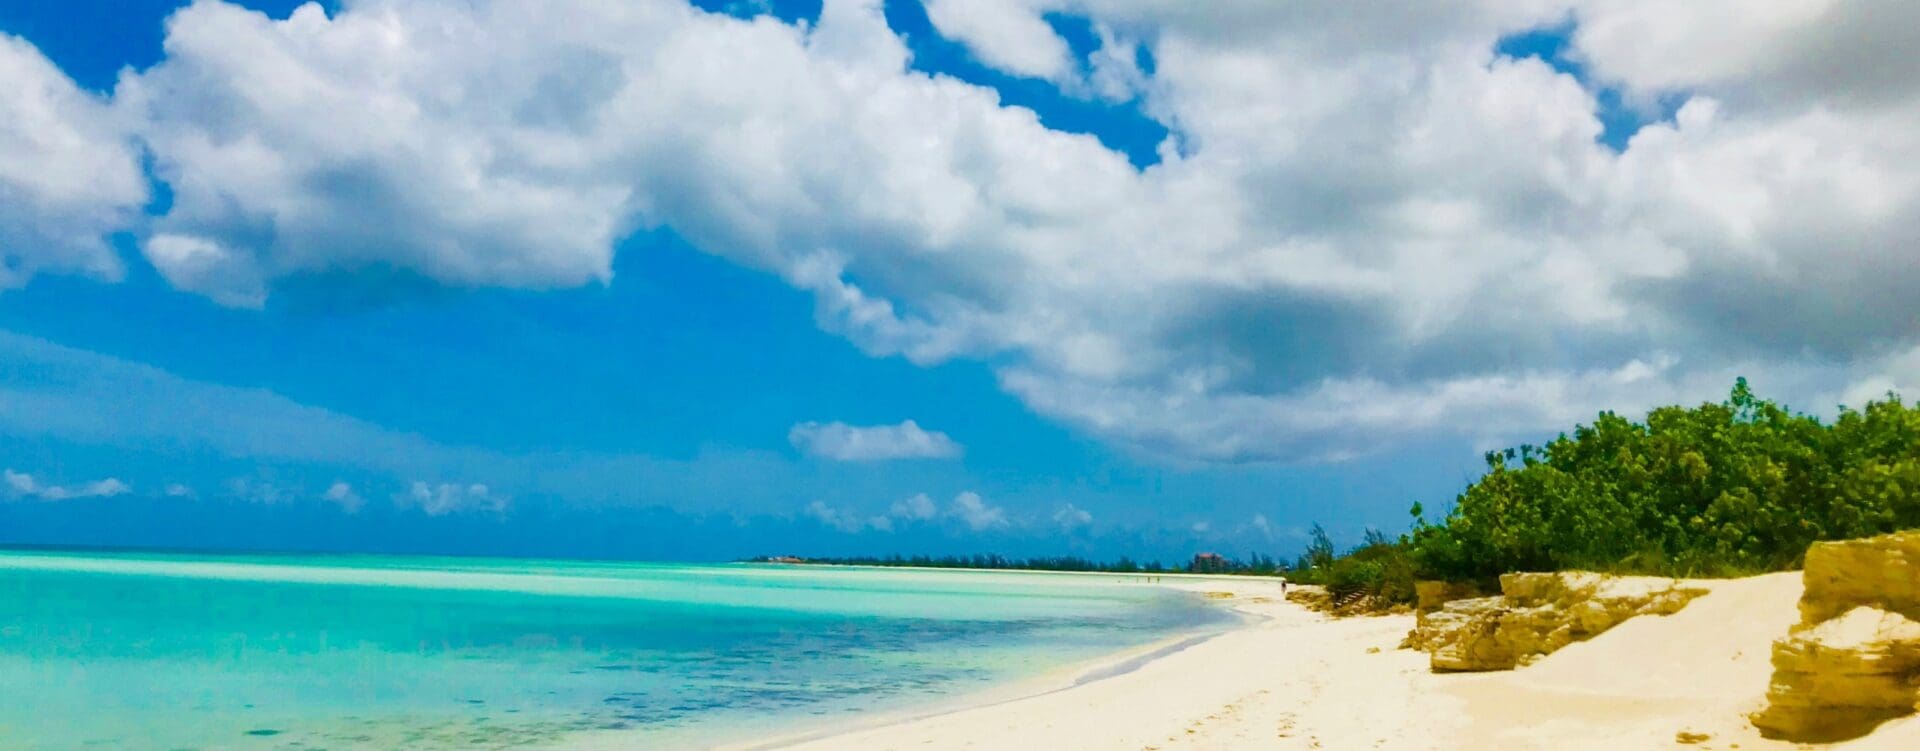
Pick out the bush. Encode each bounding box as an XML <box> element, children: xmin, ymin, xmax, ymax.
<box><xmin>1303</xmin><ymin>380</ymin><xmax>1920</xmax><ymax>605</ymax></box>
<box><xmin>1292</xmin><ymin>526</ymin><xmax>1419</xmax><ymax>607</ymax></box>
<box><xmin>1409</xmin><ymin>379</ymin><xmax>1920</xmax><ymax>580</ymax></box>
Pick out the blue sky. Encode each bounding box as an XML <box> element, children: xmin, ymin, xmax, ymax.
<box><xmin>2</xmin><ymin>1</ymin><xmax>1915</xmax><ymax>561</ymax></box>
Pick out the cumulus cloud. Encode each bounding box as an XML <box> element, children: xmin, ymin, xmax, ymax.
<box><xmin>922</xmin><ymin>0</ymin><xmax>1075</xmax><ymax>82</ymax></box>
<box><xmin>79</xmin><ymin>478</ymin><xmax>131</xmax><ymax>498</ymax></box>
<box><xmin>6</xmin><ymin>0</ymin><xmax>1919</xmax><ymax>463</ymax></box>
<box><xmin>399</xmin><ymin>481</ymin><xmax>506</xmax><ymax>516</ymax></box>
<box><xmin>1053</xmin><ymin>503</ymin><xmax>1094</xmax><ymax>531</ymax></box>
<box><xmin>1572</xmin><ymin>0</ymin><xmax>1920</xmax><ymax>111</ymax></box>
<box><xmin>3</xmin><ymin>469</ymin><xmax>132</xmax><ymax>501</ymax></box>
<box><xmin>0</xmin><ymin>34</ymin><xmax>146</xmax><ymax>289</ymax></box>
<box><xmin>889</xmin><ymin>492</ymin><xmax>940</xmax><ymax>521</ymax></box>
<box><xmin>788</xmin><ymin>420</ymin><xmax>963</xmax><ymax>461</ymax></box>
<box><xmin>322</xmin><ymin>480</ymin><xmax>364</xmax><ymax>513</ymax></box>
<box><xmin>2</xmin><ymin>470</ymin><xmax>30</xmax><ymax>496</ymax></box>
<box><xmin>948</xmin><ymin>491</ymin><xmax>1008</xmax><ymax>531</ymax></box>
<box><xmin>804</xmin><ymin>499</ymin><xmax>894</xmax><ymax>533</ymax></box>
<box><xmin>814</xmin><ymin>491</ymin><xmax>1009</xmax><ymax>533</ymax></box>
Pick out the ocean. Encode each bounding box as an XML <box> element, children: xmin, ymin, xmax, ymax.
<box><xmin>0</xmin><ymin>549</ymin><xmax>1230</xmax><ymax>749</ymax></box>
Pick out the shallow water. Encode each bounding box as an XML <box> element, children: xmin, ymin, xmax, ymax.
<box><xmin>0</xmin><ymin>549</ymin><xmax>1227</xmax><ymax>749</ymax></box>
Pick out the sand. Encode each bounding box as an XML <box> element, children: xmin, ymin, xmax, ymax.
<box><xmin>730</xmin><ymin>573</ymin><xmax>1920</xmax><ymax>751</ymax></box>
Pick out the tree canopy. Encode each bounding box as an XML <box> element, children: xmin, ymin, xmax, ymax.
<box><xmin>1294</xmin><ymin>380</ymin><xmax>1920</xmax><ymax>601</ymax></box>
<box><xmin>1409</xmin><ymin>379</ymin><xmax>1920</xmax><ymax>581</ymax></box>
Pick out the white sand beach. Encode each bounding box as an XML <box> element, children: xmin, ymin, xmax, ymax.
<box><xmin>730</xmin><ymin>573</ymin><xmax>1919</xmax><ymax>751</ymax></box>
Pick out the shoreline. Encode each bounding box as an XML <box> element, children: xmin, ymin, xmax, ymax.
<box><xmin>728</xmin><ymin>575</ymin><xmax>1333</xmax><ymax>751</ymax></box>
<box><xmin>722</xmin><ymin>576</ymin><xmax>1271</xmax><ymax>751</ymax></box>
<box><xmin>542</xmin><ymin>574</ymin><xmax>1276</xmax><ymax>751</ymax></box>
<box><xmin>712</xmin><ymin>572</ymin><xmax>1920</xmax><ymax>751</ymax></box>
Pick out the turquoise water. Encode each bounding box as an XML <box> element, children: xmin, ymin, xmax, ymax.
<box><xmin>0</xmin><ymin>550</ymin><xmax>1227</xmax><ymax>749</ymax></box>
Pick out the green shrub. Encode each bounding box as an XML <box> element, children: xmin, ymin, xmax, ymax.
<box><xmin>1306</xmin><ymin>380</ymin><xmax>1920</xmax><ymax>603</ymax></box>
<box><xmin>1408</xmin><ymin>379</ymin><xmax>1919</xmax><ymax>580</ymax></box>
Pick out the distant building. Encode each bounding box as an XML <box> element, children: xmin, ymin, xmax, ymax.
<box><xmin>1190</xmin><ymin>552</ymin><xmax>1229</xmax><ymax>573</ymax></box>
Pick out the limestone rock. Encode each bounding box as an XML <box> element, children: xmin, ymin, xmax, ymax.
<box><xmin>1749</xmin><ymin>606</ymin><xmax>1920</xmax><ymax>742</ymax></box>
<box><xmin>1414</xmin><ymin>580</ymin><xmax>1482</xmax><ymax>613</ymax></box>
<box><xmin>1403</xmin><ymin>571</ymin><xmax>1708</xmax><ymax>671</ymax></box>
<box><xmin>1750</xmin><ymin>530</ymin><xmax>1920</xmax><ymax>742</ymax></box>
<box><xmin>1800</xmin><ymin>531</ymin><xmax>1920</xmax><ymax>625</ymax></box>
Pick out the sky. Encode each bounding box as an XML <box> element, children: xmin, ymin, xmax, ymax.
<box><xmin>2</xmin><ymin>0</ymin><xmax>1917</xmax><ymax>562</ymax></box>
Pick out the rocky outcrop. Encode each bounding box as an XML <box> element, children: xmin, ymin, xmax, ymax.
<box><xmin>1750</xmin><ymin>607</ymin><xmax>1920</xmax><ymax>741</ymax></box>
<box><xmin>1414</xmin><ymin>580</ymin><xmax>1482</xmax><ymax>613</ymax></box>
<box><xmin>1798</xmin><ymin>531</ymin><xmax>1920</xmax><ymax>624</ymax></box>
<box><xmin>1750</xmin><ymin>531</ymin><xmax>1920</xmax><ymax>742</ymax></box>
<box><xmin>1404</xmin><ymin>572</ymin><xmax>1708</xmax><ymax>672</ymax></box>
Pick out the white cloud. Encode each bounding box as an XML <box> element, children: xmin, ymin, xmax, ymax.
<box><xmin>7</xmin><ymin>0</ymin><xmax>1920</xmax><ymax>463</ymax></box>
<box><xmin>809</xmin><ymin>491</ymin><xmax>1007</xmax><ymax>533</ymax></box>
<box><xmin>400</xmin><ymin>481</ymin><xmax>506</xmax><ymax>516</ymax></box>
<box><xmin>889</xmin><ymin>492</ymin><xmax>940</xmax><ymax>521</ymax></box>
<box><xmin>948</xmin><ymin>490</ymin><xmax>1008</xmax><ymax>531</ymax></box>
<box><xmin>322</xmin><ymin>480</ymin><xmax>364</xmax><ymax>513</ymax></box>
<box><xmin>804</xmin><ymin>499</ymin><xmax>893</xmax><ymax>533</ymax></box>
<box><xmin>865</xmin><ymin>491</ymin><xmax>1009</xmax><ymax>532</ymax></box>
<box><xmin>1572</xmin><ymin>0</ymin><xmax>1920</xmax><ymax>111</ymax></box>
<box><xmin>78</xmin><ymin>478</ymin><xmax>132</xmax><ymax>498</ymax></box>
<box><xmin>1085</xmin><ymin>23</ymin><xmax>1148</xmax><ymax>102</ymax></box>
<box><xmin>0</xmin><ymin>34</ymin><xmax>146</xmax><ymax>289</ymax></box>
<box><xmin>2</xmin><ymin>469</ymin><xmax>30</xmax><ymax>496</ymax></box>
<box><xmin>163</xmin><ymin>483</ymin><xmax>197</xmax><ymax>498</ymax></box>
<box><xmin>788</xmin><ymin>420</ymin><xmax>963</xmax><ymax>461</ymax></box>
<box><xmin>922</xmin><ymin>0</ymin><xmax>1074</xmax><ymax>82</ymax></box>
<box><xmin>3</xmin><ymin>469</ymin><xmax>131</xmax><ymax>501</ymax></box>
<box><xmin>1053</xmin><ymin>502</ymin><xmax>1093</xmax><ymax>531</ymax></box>
<box><xmin>144</xmin><ymin>234</ymin><xmax>265</xmax><ymax>308</ymax></box>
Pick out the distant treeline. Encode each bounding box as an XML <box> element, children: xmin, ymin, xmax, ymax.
<box><xmin>1294</xmin><ymin>379</ymin><xmax>1920</xmax><ymax>606</ymax></box>
<box><xmin>749</xmin><ymin>552</ymin><xmax>1290</xmax><ymax>575</ymax></box>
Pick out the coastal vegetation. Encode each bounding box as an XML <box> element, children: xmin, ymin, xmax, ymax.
<box><xmin>1296</xmin><ymin>379</ymin><xmax>1920</xmax><ymax>606</ymax></box>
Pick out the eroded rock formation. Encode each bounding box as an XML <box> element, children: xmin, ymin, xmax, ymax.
<box><xmin>1750</xmin><ymin>531</ymin><xmax>1920</xmax><ymax>742</ymax></box>
<box><xmin>1403</xmin><ymin>572</ymin><xmax>1708</xmax><ymax>672</ymax></box>
<box><xmin>1413</xmin><ymin>580</ymin><xmax>1481</xmax><ymax>613</ymax></box>
<box><xmin>1798</xmin><ymin>530</ymin><xmax>1920</xmax><ymax>624</ymax></box>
